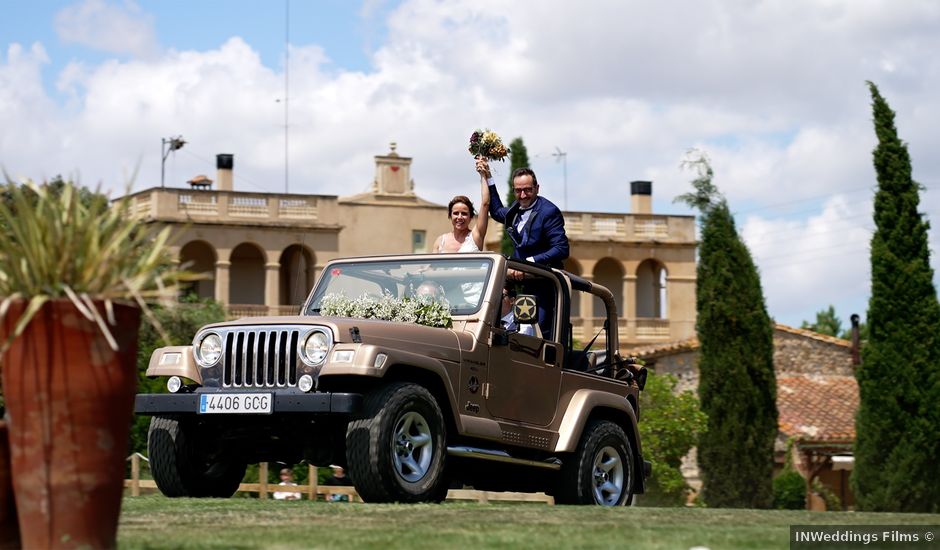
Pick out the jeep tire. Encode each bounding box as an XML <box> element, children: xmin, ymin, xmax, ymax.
<box><xmin>557</xmin><ymin>419</ymin><xmax>634</xmax><ymax>506</ymax></box>
<box><xmin>345</xmin><ymin>382</ymin><xmax>447</xmax><ymax>503</ymax></box>
<box><xmin>148</xmin><ymin>415</ymin><xmax>246</xmax><ymax>498</ymax></box>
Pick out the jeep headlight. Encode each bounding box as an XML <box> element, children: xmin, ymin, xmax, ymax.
<box><xmin>301</xmin><ymin>329</ymin><xmax>331</xmax><ymax>365</ymax></box>
<box><xmin>195</xmin><ymin>332</ymin><xmax>223</xmax><ymax>367</ymax></box>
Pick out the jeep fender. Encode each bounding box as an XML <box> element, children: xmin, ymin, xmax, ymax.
<box><xmin>554</xmin><ymin>389</ymin><xmax>640</xmax><ymax>454</ymax></box>
<box><xmin>375</xmin><ymin>348</ymin><xmax>463</xmax><ymax>433</ymax></box>
<box><xmin>145</xmin><ymin>346</ymin><xmax>202</xmax><ymax>384</ymax></box>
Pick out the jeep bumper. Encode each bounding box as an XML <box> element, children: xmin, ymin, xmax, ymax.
<box><xmin>134</xmin><ymin>392</ymin><xmax>363</xmax><ymax>415</ymax></box>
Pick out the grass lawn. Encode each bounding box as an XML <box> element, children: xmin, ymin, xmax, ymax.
<box><xmin>117</xmin><ymin>496</ymin><xmax>940</xmax><ymax>549</ymax></box>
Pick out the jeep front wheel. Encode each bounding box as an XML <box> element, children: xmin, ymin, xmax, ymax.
<box><xmin>345</xmin><ymin>383</ymin><xmax>447</xmax><ymax>503</ymax></box>
<box><xmin>558</xmin><ymin>419</ymin><xmax>634</xmax><ymax>506</ymax></box>
<box><xmin>148</xmin><ymin>415</ymin><xmax>246</xmax><ymax>498</ymax></box>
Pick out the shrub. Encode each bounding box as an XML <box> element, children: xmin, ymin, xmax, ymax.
<box><xmin>638</xmin><ymin>372</ymin><xmax>707</xmax><ymax>506</ymax></box>
<box><xmin>773</xmin><ymin>469</ymin><xmax>806</xmax><ymax>510</ymax></box>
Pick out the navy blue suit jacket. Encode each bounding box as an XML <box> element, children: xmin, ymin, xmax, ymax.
<box><xmin>488</xmin><ymin>183</ymin><xmax>569</xmax><ymax>268</ymax></box>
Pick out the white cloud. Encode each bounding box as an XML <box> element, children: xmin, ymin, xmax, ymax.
<box><xmin>743</xmin><ymin>194</ymin><xmax>873</xmax><ymax>325</ymax></box>
<box><xmin>54</xmin><ymin>0</ymin><xmax>158</xmax><ymax>58</ymax></box>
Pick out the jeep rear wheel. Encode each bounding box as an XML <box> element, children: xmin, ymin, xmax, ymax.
<box><xmin>558</xmin><ymin>419</ymin><xmax>634</xmax><ymax>506</ymax></box>
<box><xmin>345</xmin><ymin>383</ymin><xmax>447</xmax><ymax>503</ymax></box>
<box><xmin>148</xmin><ymin>415</ymin><xmax>246</xmax><ymax>498</ymax></box>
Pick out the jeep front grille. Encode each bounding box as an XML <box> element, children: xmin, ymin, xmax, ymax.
<box><xmin>222</xmin><ymin>329</ymin><xmax>299</xmax><ymax>388</ymax></box>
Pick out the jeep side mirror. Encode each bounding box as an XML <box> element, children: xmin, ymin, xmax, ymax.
<box><xmin>615</xmin><ymin>355</ymin><xmax>648</xmax><ymax>390</ymax></box>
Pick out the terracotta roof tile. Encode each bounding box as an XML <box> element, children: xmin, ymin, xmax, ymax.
<box><xmin>777</xmin><ymin>375</ymin><xmax>858</xmax><ymax>444</ymax></box>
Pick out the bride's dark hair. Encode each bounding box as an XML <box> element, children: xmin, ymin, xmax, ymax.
<box><xmin>448</xmin><ymin>195</ymin><xmax>476</xmax><ymax>218</ymax></box>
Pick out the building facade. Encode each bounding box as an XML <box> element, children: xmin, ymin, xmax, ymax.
<box><xmin>125</xmin><ymin>144</ymin><xmax>697</xmax><ymax>349</ymax></box>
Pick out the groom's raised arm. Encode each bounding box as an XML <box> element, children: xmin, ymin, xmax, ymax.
<box><xmin>487</xmin><ymin>177</ymin><xmax>510</xmax><ymax>224</ymax></box>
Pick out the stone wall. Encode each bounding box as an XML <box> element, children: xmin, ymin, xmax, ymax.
<box><xmin>651</xmin><ymin>350</ymin><xmax>699</xmax><ymax>394</ymax></box>
<box><xmin>647</xmin><ymin>326</ymin><xmax>856</xmax><ymax>394</ymax></box>
<box><xmin>773</xmin><ymin>329</ymin><xmax>855</xmax><ymax>376</ymax></box>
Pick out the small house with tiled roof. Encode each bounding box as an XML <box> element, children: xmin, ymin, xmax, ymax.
<box><xmin>777</xmin><ymin>375</ymin><xmax>858</xmax><ymax>509</ymax></box>
<box><xmin>631</xmin><ymin>323</ymin><xmax>860</xmax><ymax>510</ymax></box>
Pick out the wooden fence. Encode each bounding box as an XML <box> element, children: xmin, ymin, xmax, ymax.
<box><xmin>125</xmin><ymin>453</ymin><xmax>554</xmax><ymax>505</ymax></box>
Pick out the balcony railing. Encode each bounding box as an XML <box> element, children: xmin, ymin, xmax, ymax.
<box><xmin>562</xmin><ymin>212</ymin><xmax>694</xmax><ymax>243</ymax></box>
<box><xmin>127</xmin><ymin>188</ymin><xmax>331</xmax><ymax>225</ymax></box>
<box><xmin>226</xmin><ymin>304</ymin><xmax>302</xmax><ymax>320</ymax></box>
<box><xmin>485</xmin><ymin>212</ymin><xmax>695</xmax><ymax>245</ymax></box>
<box><xmin>553</xmin><ymin>317</ymin><xmax>692</xmax><ymax>346</ymax></box>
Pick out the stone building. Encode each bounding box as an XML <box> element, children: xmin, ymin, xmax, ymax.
<box><xmin>124</xmin><ymin>143</ymin><xmax>698</xmax><ymax>348</ymax></box>
<box><xmin>632</xmin><ymin>324</ymin><xmax>860</xmax><ymax>509</ymax></box>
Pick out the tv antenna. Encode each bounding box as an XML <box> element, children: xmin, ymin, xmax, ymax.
<box><xmin>552</xmin><ymin>146</ymin><xmax>567</xmax><ymax>210</ymax></box>
<box><xmin>161</xmin><ymin>135</ymin><xmax>186</xmax><ymax>188</ymax></box>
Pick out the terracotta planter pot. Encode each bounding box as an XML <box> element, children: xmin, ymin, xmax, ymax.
<box><xmin>0</xmin><ymin>420</ymin><xmax>19</xmax><ymax>549</ymax></box>
<box><xmin>1</xmin><ymin>299</ymin><xmax>140</xmax><ymax>549</ymax></box>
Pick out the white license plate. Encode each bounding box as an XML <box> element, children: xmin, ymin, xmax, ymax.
<box><xmin>198</xmin><ymin>393</ymin><xmax>273</xmax><ymax>414</ymax></box>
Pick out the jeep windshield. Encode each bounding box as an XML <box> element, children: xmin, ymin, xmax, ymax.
<box><xmin>305</xmin><ymin>257</ymin><xmax>494</xmax><ymax>316</ymax></box>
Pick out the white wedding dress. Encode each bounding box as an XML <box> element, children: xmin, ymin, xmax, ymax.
<box><xmin>435</xmin><ymin>232</ymin><xmax>480</xmax><ymax>252</ymax></box>
<box><xmin>436</xmin><ymin>232</ymin><xmax>483</xmax><ymax>305</ymax></box>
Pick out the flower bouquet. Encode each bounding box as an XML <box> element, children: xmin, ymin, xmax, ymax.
<box><xmin>320</xmin><ymin>292</ymin><xmax>453</xmax><ymax>329</ymax></box>
<box><xmin>468</xmin><ymin>129</ymin><xmax>510</xmax><ymax>162</ymax></box>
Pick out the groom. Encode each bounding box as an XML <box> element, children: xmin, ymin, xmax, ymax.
<box><xmin>484</xmin><ymin>163</ymin><xmax>569</xmax><ymax>269</ymax></box>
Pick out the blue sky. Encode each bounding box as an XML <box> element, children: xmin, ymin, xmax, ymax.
<box><xmin>4</xmin><ymin>0</ymin><xmax>940</xmax><ymax>329</ymax></box>
<box><xmin>3</xmin><ymin>1</ymin><xmax>394</xmax><ymax>97</ymax></box>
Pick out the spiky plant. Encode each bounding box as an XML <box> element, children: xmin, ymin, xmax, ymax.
<box><xmin>0</xmin><ymin>179</ymin><xmax>183</xmax><ymax>351</ymax></box>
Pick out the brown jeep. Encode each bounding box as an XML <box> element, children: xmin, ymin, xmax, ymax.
<box><xmin>135</xmin><ymin>253</ymin><xmax>649</xmax><ymax>505</ymax></box>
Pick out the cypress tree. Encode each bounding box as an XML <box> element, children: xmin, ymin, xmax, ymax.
<box><xmin>853</xmin><ymin>82</ymin><xmax>940</xmax><ymax>512</ymax></box>
<box><xmin>677</xmin><ymin>151</ymin><xmax>778</xmax><ymax>508</ymax></box>
<box><xmin>501</xmin><ymin>137</ymin><xmax>530</xmax><ymax>256</ymax></box>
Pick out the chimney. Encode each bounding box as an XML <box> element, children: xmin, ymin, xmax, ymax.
<box><xmin>217</xmin><ymin>154</ymin><xmax>234</xmax><ymax>191</ymax></box>
<box><xmin>631</xmin><ymin>180</ymin><xmax>652</xmax><ymax>214</ymax></box>
<box><xmin>850</xmin><ymin>314</ymin><xmax>861</xmax><ymax>366</ymax></box>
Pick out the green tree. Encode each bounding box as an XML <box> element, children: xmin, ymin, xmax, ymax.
<box><xmin>801</xmin><ymin>305</ymin><xmax>843</xmax><ymax>337</ymax></box>
<box><xmin>500</xmin><ymin>137</ymin><xmax>530</xmax><ymax>256</ymax></box>
<box><xmin>853</xmin><ymin>82</ymin><xmax>940</xmax><ymax>513</ymax></box>
<box><xmin>638</xmin><ymin>372</ymin><xmax>707</xmax><ymax>506</ymax></box>
<box><xmin>1</xmin><ymin>176</ymin><xmax>108</xmax><ymax>232</ymax></box>
<box><xmin>676</xmin><ymin>150</ymin><xmax>778</xmax><ymax>508</ymax></box>
<box><xmin>129</xmin><ymin>295</ymin><xmax>227</xmax><ymax>455</ymax></box>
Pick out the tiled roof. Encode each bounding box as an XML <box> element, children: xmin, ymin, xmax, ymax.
<box><xmin>629</xmin><ymin>323</ymin><xmax>851</xmax><ymax>359</ymax></box>
<box><xmin>777</xmin><ymin>375</ymin><xmax>858</xmax><ymax>444</ymax></box>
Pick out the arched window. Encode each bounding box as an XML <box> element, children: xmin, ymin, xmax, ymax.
<box><xmin>279</xmin><ymin>245</ymin><xmax>316</xmax><ymax>306</ymax></box>
<box><xmin>636</xmin><ymin>259</ymin><xmax>667</xmax><ymax>318</ymax></box>
<box><xmin>229</xmin><ymin>243</ymin><xmax>266</xmax><ymax>305</ymax></box>
<box><xmin>179</xmin><ymin>240</ymin><xmax>217</xmax><ymax>300</ymax></box>
<box><xmin>592</xmin><ymin>258</ymin><xmax>624</xmax><ymax>318</ymax></box>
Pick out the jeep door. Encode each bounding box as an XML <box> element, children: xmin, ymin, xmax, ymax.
<box><xmin>485</xmin><ymin>271</ymin><xmax>563</xmax><ymax>426</ymax></box>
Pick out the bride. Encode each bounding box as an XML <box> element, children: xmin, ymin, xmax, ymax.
<box><xmin>433</xmin><ymin>157</ymin><xmax>491</xmax><ymax>253</ymax></box>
